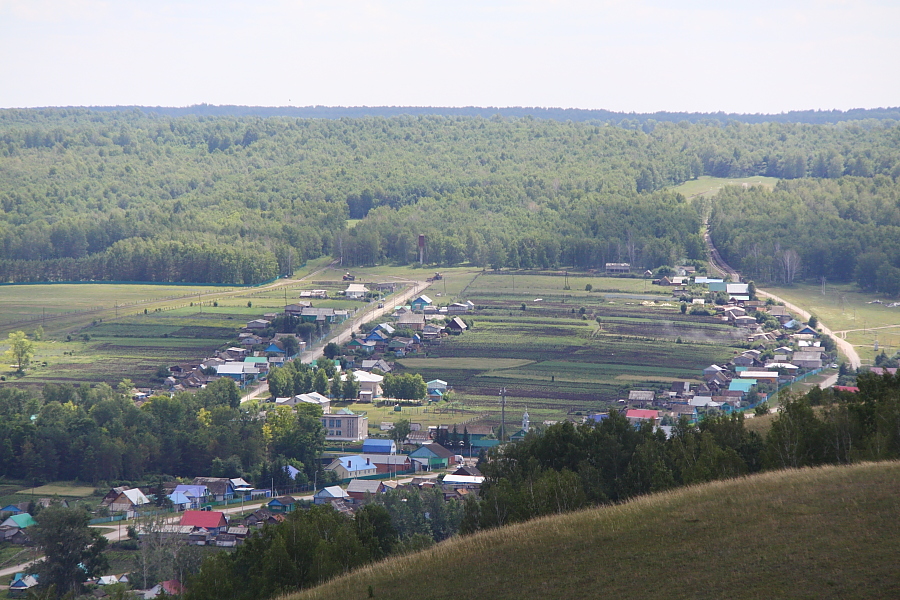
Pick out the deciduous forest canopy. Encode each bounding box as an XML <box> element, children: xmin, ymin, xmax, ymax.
<box><xmin>1</xmin><ymin>108</ymin><xmax>898</xmax><ymax>287</ymax></box>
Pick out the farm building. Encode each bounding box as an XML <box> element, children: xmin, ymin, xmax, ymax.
<box><xmin>362</xmin><ymin>439</ymin><xmax>397</xmax><ymax>454</ymax></box>
<box><xmin>605</xmin><ymin>263</ymin><xmax>631</xmax><ymax>274</ymax></box>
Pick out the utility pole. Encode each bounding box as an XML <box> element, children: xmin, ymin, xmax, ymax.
<box><xmin>499</xmin><ymin>387</ymin><xmax>507</xmax><ymax>442</ymax></box>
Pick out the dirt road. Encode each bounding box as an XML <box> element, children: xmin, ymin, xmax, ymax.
<box><xmin>704</xmin><ymin>225</ymin><xmax>861</xmax><ymax>368</ymax></box>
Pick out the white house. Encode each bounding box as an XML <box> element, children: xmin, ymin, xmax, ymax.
<box><xmin>345</xmin><ymin>283</ymin><xmax>370</xmax><ymax>299</ymax></box>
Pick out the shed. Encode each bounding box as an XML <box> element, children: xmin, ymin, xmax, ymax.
<box><xmin>362</xmin><ymin>439</ymin><xmax>397</xmax><ymax>454</ymax></box>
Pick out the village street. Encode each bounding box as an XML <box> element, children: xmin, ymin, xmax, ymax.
<box><xmin>704</xmin><ymin>226</ymin><xmax>861</xmax><ymax>370</ymax></box>
<box><xmin>241</xmin><ymin>277</ymin><xmax>431</xmax><ymax>403</ymax></box>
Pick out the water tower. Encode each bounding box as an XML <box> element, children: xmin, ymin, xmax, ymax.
<box><xmin>418</xmin><ymin>234</ymin><xmax>426</xmax><ymax>265</ymax></box>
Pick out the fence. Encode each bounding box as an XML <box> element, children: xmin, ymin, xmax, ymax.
<box><xmin>734</xmin><ymin>367</ymin><xmax>825</xmax><ymax>414</ymax></box>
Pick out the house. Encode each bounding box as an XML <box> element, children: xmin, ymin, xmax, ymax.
<box><xmin>109</xmin><ymin>488</ymin><xmax>151</xmax><ymax>513</ymax></box>
<box><xmin>358</xmin><ymin>454</ymin><xmax>413</xmax><ymax>475</ymax></box>
<box><xmin>215</xmin><ymin>362</ymin><xmax>259</xmax><ymax>384</ymax></box>
<box><xmin>179</xmin><ymin>511</ymin><xmax>227</xmax><ymax>534</ymax></box>
<box><xmin>447</xmin><ymin>302</ymin><xmax>473</xmax><ymax>314</ymax></box>
<box><xmin>733</xmin><ymin>315</ymin><xmax>758</xmax><ymax>327</ymax></box>
<box><xmin>243</xmin><ymin>508</ymin><xmax>280</xmax><ymax>528</ymax></box>
<box><xmin>792</xmin><ymin>352</ymin><xmax>824</xmax><ymax>369</ymax></box>
<box><xmin>167</xmin><ymin>492</ymin><xmax>192</xmax><ymax>511</ymax></box>
<box><xmin>284</xmin><ymin>302</ymin><xmax>312</xmax><ymax>317</ymax></box>
<box><xmin>299</xmin><ymin>289</ymin><xmax>328</xmax><ymax>299</ymax></box>
<box><xmin>346</xmin><ymin>479</ymin><xmax>385</xmax><ymax>502</ymax></box>
<box><xmin>314</xmin><ymin>486</ymin><xmax>350</xmax><ymax>505</ymax></box>
<box><xmin>445</xmin><ymin>317</ymin><xmax>468</xmax><ymax>334</ymax></box>
<box><xmin>9</xmin><ymin>574</ymin><xmax>39</xmax><ymax>598</ymax></box>
<box><xmin>351</xmin><ymin>370</ymin><xmax>383</xmax><ymax>401</ymax></box>
<box><xmin>427</xmin><ymin>379</ymin><xmax>448</xmax><ymax>393</ymax></box>
<box><xmin>348</xmin><ymin>339</ymin><xmax>377</xmax><ymax>354</ymax></box>
<box><xmin>192</xmin><ymin>477</ymin><xmax>235</xmax><ymax>502</ymax></box>
<box><xmin>275</xmin><ymin>392</ymin><xmax>331</xmax><ymax>415</ymax></box>
<box><xmin>732</xmin><ymin>355</ymin><xmax>755</xmax><ymax>367</ymax></box>
<box><xmin>325</xmin><ymin>455</ymin><xmax>379</xmax><ymax>479</ymax></box>
<box><xmin>245</xmin><ymin>319</ymin><xmax>271</xmax><ymax>330</ymax></box>
<box><xmin>669</xmin><ymin>381</ymin><xmax>691</xmax><ymax>397</ymax></box>
<box><xmin>360</xmin><ymin>359</ymin><xmax>393</xmax><ymax>373</ymax></box>
<box><xmin>1</xmin><ymin>504</ymin><xmax>25</xmax><ymax>515</ymax></box>
<box><xmin>267</xmin><ymin>496</ymin><xmax>297</xmax><ymax>513</ymax></box>
<box><xmin>365</xmin><ymin>329</ymin><xmax>390</xmax><ymax>344</ymax></box>
<box><xmin>97</xmin><ymin>574</ymin><xmax>130</xmax><ymax>586</ymax></box>
<box><xmin>321</xmin><ymin>408</ymin><xmax>369</xmax><ymax>441</ymax></box>
<box><xmin>397</xmin><ymin>312</ymin><xmax>426</xmax><ymax>331</ymax></box>
<box><xmin>422</xmin><ymin>323</ymin><xmax>444</xmax><ymax>339</ymax></box>
<box><xmin>345</xmin><ymin>283</ymin><xmax>370</xmax><ymax>299</ymax></box>
<box><xmin>144</xmin><ymin>580</ymin><xmax>183</xmax><ymax>598</ymax></box>
<box><xmin>605</xmin><ymin>263</ymin><xmax>630</xmax><ymax>274</ymax></box>
<box><xmin>172</xmin><ymin>484</ymin><xmax>210</xmax><ymax>507</ymax></box>
<box><xmin>362</xmin><ymin>439</ymin><xmax>397</xmax><ymax>454</ymax></box>
<box><xmin>1</xmin><ymin>513</ymin><xmax>35</xmax><ymax>529</ymax></box>
<box><xmin>703</xmin><ymin>364</ymin><xmax>726</xmax><ymax>379</ymax></box>
<box><xmin>726</xmin><ymin>283</ymin><xmax>749</xmax><ymax>297</ymax></box>
<box><xmin>411</xmin><ymin>295</ymin><xmax>433</xmax><ymax>312</ymax></box>
<box><xmin>740</xmin><ymin>371</ymin><xmax>779</xmax><ymax>381</ymax></box>
<box><xmin>409</xmin><ymin>443</ymin><xmax>455</xmax><ymax>470</ymax></box>
<box><xmin>628</xmin><ymin>390</ymin><xmax>655</xmax><ymax>405</ymax></box>
<box><xmin>670</xmin><ymin>404</ymin><xmax>698</xmax><ymax>421</ymax></box>
<box><xmin>625</xmin><ymin>409</ymin><xmax>659</xmax><ymax>425</ymax></box>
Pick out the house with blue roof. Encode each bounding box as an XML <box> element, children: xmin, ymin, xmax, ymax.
<box><xmin>172</xmin><ymin>484</ymin><xmax>210</xmax><ymax>508</ymax></box>
<box><xmin>325</xmin><ymin>455</ymin><xmax>378</xmax><ymax>480</ymax></box>
<box><xmin>362</xmin><ymin>439</ymin><xmax>396</xmax><ymax>455</ymax></box>
<box><xmin>167</xmin><ymin>492</ymin><xmax>192</xmax><ymax>511</ymax></box>
<box><xmin>1</xmin><ymin>504</ymin><xmax>24</xmax><ymax>515</ymax></box>
<box><xmin>9</xmin><ymin>574</ymin><xmax>39</xmax><ymax>598</ymax></box>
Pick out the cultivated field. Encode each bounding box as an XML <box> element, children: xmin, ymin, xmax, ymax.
<box><xmin>389</xmin><ymin>271</ymin><xmax>743</xmax><ymax>425</ymax></box>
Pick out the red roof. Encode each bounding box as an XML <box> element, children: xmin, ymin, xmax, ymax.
<box><xmin>179</xmin><ymin>510</ymin><xmax>227</xmax><ymax>529</ymax></box>
<box><xmin>833</xmin><ymin>386</ymin><xmax>860</xmax><ymax>393</ymax></box>
<box><xmin>161</xmin><ymin>581</ymin><xmax>183</xmax><ymax>595</ymax></box>
<box><xmin>625</xmin><ymin>409</ymin><xmax>659</xmax><ymax>420</ymax></box>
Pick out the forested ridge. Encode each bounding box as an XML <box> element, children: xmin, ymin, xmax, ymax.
<box><xmin>1</xmin><ymin>109</ymin><xmax>899</xmax><ymax>284</ymax></box>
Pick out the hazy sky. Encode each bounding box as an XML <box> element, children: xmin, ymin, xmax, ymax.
<box><xmin>2</xmin><ymin>0</ymin><xmax>897</xmax><ymax>113</ymax></box>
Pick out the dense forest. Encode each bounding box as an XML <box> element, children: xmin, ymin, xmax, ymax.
<box><xmin>1</xmin><ymin>109</ymin><xmax>899</xmax><ymax>284</ymax></box>
<box><xmin>709</xmin><ymin>177</ymin><xmax>900</xmax><ymax>293</ymax></box>
<box><xmin>0</xmin><ymin>373</ymin><xmax>337</xmax><ymax>487</ymax></box>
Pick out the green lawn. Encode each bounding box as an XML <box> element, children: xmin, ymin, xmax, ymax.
<box><xmin>671</xmin><ymin>175</ymin><xmax>779</xmax><ymax>200</ymax></box>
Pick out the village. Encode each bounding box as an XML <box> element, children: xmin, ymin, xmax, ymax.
<box><xmin>0</xmin><ymin>267</ymin><xmax>872</xmax><ymax>598</ymax></box>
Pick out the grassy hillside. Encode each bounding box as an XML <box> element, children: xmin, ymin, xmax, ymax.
<box><xmin>292</xmin><ymin>462</ymin><xmax>900</xmax><ymax>600</ymax></box>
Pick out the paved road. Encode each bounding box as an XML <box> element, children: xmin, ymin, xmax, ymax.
<box><xmin>704</xmin><ymin>225</ymin><xmax>861</xmax><ymax>369</ymax></box>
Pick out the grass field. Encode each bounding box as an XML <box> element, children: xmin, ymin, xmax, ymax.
<box><xmin>671</xmin><ymin>175</ymin><xmax>779</xmax><ymax>200</ymax></box>
<box><xmin>762</xmin><ymin>282</ymin><xmax>900</xmax><ymax>365</ymax></box>
<box><xmin>293</xmin><ymin>461</ymin><xmax>900</xmax><ymax>600</ymax></box>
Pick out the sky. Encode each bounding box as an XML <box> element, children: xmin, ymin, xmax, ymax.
<box><xmin>1</xmin><ymin>0</ymin><xmax>898</xmax><ymax>113</ymax></box>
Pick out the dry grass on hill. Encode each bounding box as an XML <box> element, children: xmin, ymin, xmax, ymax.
<box><xmin>289</xmin><ymin>461</ymin><xmax>900</xmax><ymax>600</ymax></box>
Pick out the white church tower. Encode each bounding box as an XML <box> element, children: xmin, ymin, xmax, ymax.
<box><xmin>522</xmin><ymin>408</ymin><xmax>530</xmax><ymax>432</ymax></box>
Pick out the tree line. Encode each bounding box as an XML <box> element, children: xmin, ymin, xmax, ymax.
<box><xmin>0</xmin><ymin>376</ymin><xmax>331</xmax><ymax>487</ymax></box>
